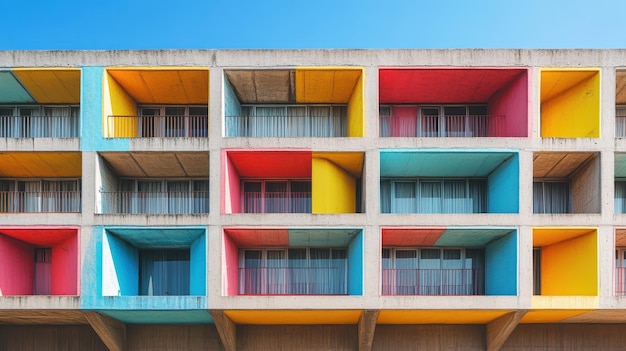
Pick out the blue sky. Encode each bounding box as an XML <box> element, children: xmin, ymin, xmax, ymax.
<box><xmin>1</xmin><ymin>0</ymin><xmax>625</xmax><ymax>49</ymax></box>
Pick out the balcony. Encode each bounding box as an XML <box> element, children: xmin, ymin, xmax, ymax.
<box><xmin>540</xmin><ymin>69</ymin><xmax>600</xmax><ymax>138</ymax></box>
<box><xmin>223</xmin><ymin>228</ymin><xmax>363</xmax><ymax>296</ymax></box>
<box><xmin>379</xmin><ymin>68</ymin><xmax>528</xmax><ymax>137</ymax></box>
<box><xmin>380</xmin><ymin>150</ymin><xmax>519</xmax><ymax>214</ymax></box>
<box><xmin>533</xmin><ymin>152</ymin><xmax>599</xmax><ymax>214</ymax></box>
<box><xmin>103</xmin><ymin>68</ymin><xmax>209</xmax><ymax>138</ymax></box>
<box><xmin>223</xmin><ymin>150</ymin><xmax>363</xmax><ymax>214</ymax></box>
<box><xmin>0</xmin><ymin>152</ymin><xmax>82</xmax><ymax>213</ymax></box>
<box><xmin>97</xmin><ymin>152</ymin><xmax>209</xmax><ymax>215</ymax></box>
<box><xmin>0</xmin><ymin>69</ymin><xmax>81</xmax><ymax>139</ymax></box>
<box><xmin>533</xmin><ymin>228</ymin><xmax>597</xmax><ymax>296</ymax></box>
<box><xmin>224</xmin><ymin>68</ymin><xmax>364</xmax><ymax>137</ymax></box>
<box><xmin>0</xmin><ymin>227</ymin><xmax>79</xmax><ymax>296</ymax></box>
<box><xmin>382</xmin><ymin>228</ymin><xmax>517</xmax><ymax>296</ymax></box>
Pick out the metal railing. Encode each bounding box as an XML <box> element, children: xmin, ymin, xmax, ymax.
<box><xmin>0</xmin><ymin>191</ymin><xmax>81</xmax><ymax>212</ymax></box>
<box><xmin>100</xmin><ymin>191</ymin><xmax>209</xmax><ymax>214</ymax></box>
<box><xmin>616</xmin><ymin>116</ymin><xmax>626</xmax><ymax>138</ymax></box>
<box><xmin>107</xmin><ymin>115</ymin><xmax>208</xmax><ymax>138</ymax></box>
<box><xmin>238</xmin><ymin>266</ymin><xmax>347</xmax><ymax>295</ymax></box>
<box><xmin>242</xmin><ymin>192</ymin><xmax>311</xmax><ymax>213</ymax></box>
<box><xmin>381</xmin><ymin>268</ymin><xmax>485</xmax><ymax>295</ymax></box>
<box><xmin>379</xmin><ymin>115</ymin><xmax>504</xmax><ymax>137</ymax></box>
<box><xmin>226</xmin><ymin>115</ymin><xmax>347</xmax><ymax>137</ymax></box>
<box><xmin>0</xmin><ymin>115</ymin><xmax>79</xmax><ymax>138</ymax></box>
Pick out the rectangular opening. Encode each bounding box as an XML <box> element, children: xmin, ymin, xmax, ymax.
<box><xmin>241</xmin><ymin>180</ymin><xmax>312</xmax><ymax>214</ymax></box>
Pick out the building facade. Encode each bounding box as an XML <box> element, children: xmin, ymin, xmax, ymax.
<box><xmin>0</xmin><ymin>49</ymin><xmax>625</xmax><ymax>350</ymax></box>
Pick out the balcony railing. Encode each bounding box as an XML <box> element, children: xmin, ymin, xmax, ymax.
<box><xmin>379</xmin><ymin>114</ymin><xmax>504</xmax><ymax>137</ymax></box>
<box><xmin>616</xmin><ymin>116</ymin><xmax>626</xmax><ymax>138</ymax></box>
<box><xmin>0</xmin><ymin>115</ymin><xmax>79</xmax><ymax>138</ymax></box>
<box><xmin>107</xmin><ymin>115</ymin><xmax>208</xmax><ymax>138</ymax></box>
<box><xmin>100</xmin><ymin>191</ymin><xmax>209</xmax><ymax>214</ymax></box>
<box><xmin>226</xmin><ymin>115</ymin><xmax>347</xmax><ymax>137</ymax></box>
<box><xmin>381</xmin><ymin>268</ymin><xmax>485</xmax><ymax>295</ymax></box>
<box><xmin>0</xmin><ymin>191</ymin><xmax>81</xmax><ymax>212</ymax></box>
<box><xmin>238</xmin><ymin>267</ymin><xmax>347</xmax><ymax>295</ymax></box>
<box><xmin>242</xmin><ymin>192</ymin><xmax>311</xmax><ymax>213</ymax></box>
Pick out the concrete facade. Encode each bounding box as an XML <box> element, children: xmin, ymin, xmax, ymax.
<box><xmin>1</xmin><ymin>49</ymin><xmax>626</xmax><ymax>350</ymax></box>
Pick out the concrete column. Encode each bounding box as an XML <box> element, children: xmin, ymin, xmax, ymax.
<box><xmin>358</xmin><ymin>310</ymin><xmax>379</xmax><ymax>351</ymax></box>
<box><xmin>485</xmin><ymin>310</ymin><xmax>527</xmax><ymax>351</ymax></box>
<box><xmin>85</xmin><ymin>312</ymin><xmax>126</xmax><ymax>351</ymax></box>
<box><xmin>211</xmin><ymin>310</ymin><xmax>237</xmax><ymax>351</ymax></box>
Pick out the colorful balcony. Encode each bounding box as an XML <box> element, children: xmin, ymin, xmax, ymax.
<box><xmin>380</xmin><ymin>150</ymin><xmax>519</xmax><ymax>214</ymax></box>
<box><xmin>0</xmin><ymin>227</ymin><xmax>79</xmax><ymax>296</ymax></box>
<box><xmin>379</xmin><ymin>68</ymin><xmax>528</xmax><ymax>137</ymax></box>
<box><xmin>103</xmin><ymin>68</ymin><xmax>209</xmax><ymax>138</ymax></box>
<box><xmin>222</xmin><ymin>150</ymin><xmax>363</xmax><ymax>214</ymax></box>
<box><xmin>540</xmin><ymin>69</ymin><xmax>600</xmax><ymax>138</ymax></box>
<box><xmin>616</xmin><ymin>229</ymin><xmax>626</xmax><ymax>295</ymax></box>
<box><xmin>381</xmin><ymin>227</ymin><xmax>517</xmax><ymax>296</ymax></box>
<box><xmin>533</xmin><ymin>152</ymin><xmax>600</xmax><ymax>214</ymax></box>
<box><xmin>532</xmin><ymin>228</ymin><xmax>597</xmax><ymax>297</ymax></box>
<box><xmin>224</xmin><ymin>68</ymin><xmax>364</xmax><ymax>137</ymax></box>
<box><xmin>223</xmin><ymin>228</ymin><xmax>363</xmax><ymax>296</ymax></box>
<box><xmin>0</xmin><ymin>152</ymin><xmax>81</xmax><ymax>213</ymax></box>
<box><xmin>96</xmin><ymin>152</ymin><xmax>209</xmax><ymax>215</ymax></box>
<box><xmin>617</xmin><ymin>71</ymin><xmax>626</xmax><ymax>137</ymax></box>
<box><xmin>81</xmin><ymin>227</ymin><xmax>211</xmax><ymax>324</ymax></box>
<box><xmin>0</xmin><ymin>69</ymin><xmax>80</xmax><ymax>138</ymax></box>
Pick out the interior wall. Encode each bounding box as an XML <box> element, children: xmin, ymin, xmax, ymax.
<box><xmin>485</xmin><ymin>232</ymin><xmax>517</xmax><ymax>296</ymax></box>
<box><xmin>347</xmin><ymin>73</ymin><xmax>364</xmax><ymax>137</ymax></box>
<box><xmin>223</xmin><ymin>233</ymin><xmax>238</xmax><ymax>296</ymax></box>
<box><xmin>487</xmin><ymin>154</ymin><xmax>519</xmax><ymax>213</ymax></box>
<box><xmin>104</xmin><ymin>72</ymin><xmax>138</xmax><ymax>138</ymax></box>
<box><xmin>95</xmin><ymin>156</ymin><xmax>119</xmax><ymax>214</ymax></box>
<box><xmin>221</xmin><ymin>151</ymin><xmax>241</xmax><ymax>214</ymax></box>
<box><xmin>190</xmin><ymin>234</ymin><xmax>206</xmax><ymax>295</ymax></box>
<box><xmin>542</xmin><ymin>232</ymin><xmax>597</xmax><ymax>296</ymax></box>
<box><xmin>102</xmin><ymin>232</ymin><xmax>138</xmax><ymax>296</ymax></box>
<box><xmin>312</xmin><ymin>157</ymin><xmax>356</xmax><ymax>214</ymax></box>
<box><xmin>0</xmin><ymin>235</ymin><xmax>33</xmax><ymax>295</ymax></box>
<box><xmin>348</xmin><ymin>233</ymin><xmax>363</xmax><ymax>295</ymax></box>
<box><xmin>51</xmin><ymin>234</ymin><xmax>79</xmax><ymax>295</ymax></box>
<box><xmin>488</xmin><ymin>71</ymin><xmax>528</xmax><ymax>137</ymax></box>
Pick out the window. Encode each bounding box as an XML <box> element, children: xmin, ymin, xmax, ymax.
<box><xmin>382</xmin><ymin>247</ymin><xmax>485</xmax><ymax>295</ymax></box>
<box><xmin>138</xmin><ymin>105</ymin><xmax>208</xmax><ymax>137</ymax></box>
<box><xmin>616</xmin><ymin>248</ymin><xmax>626</xmax><ymax>295</ymax></box>
<box><xmin>229</xmin><ymin>105</ymin><xmax>347</xmax><ymax>137</ymax></box>
<box><xmin>117</xmin><ymin>179</ymin><xmax>209</xmax><ymax>214</ymax></box>
<box><xmin>239</xmin><ymin>248</ymin><xmax>347</xmax><ymax>295</ymax></box>
<box><xmin>379</xmin><ymin>105</ymin><xmax>489</xmax><ymax>137</ymax></box>
<box><xmin>0</xmin><ymin>179</ymin><xmax>81</xmax><ymax>213</ymax></box>
<box><xmin>616</xmin><ymin>106</ymin><xmax>626</xmax><ymax>138</ymax></box>
<box><xmin>380</xmin><ymin>178</ymin><xmax>487</xmax><ymax>214</ymax></box>
<box><xmin>242</xmin><ymin>180</ymin><xmax>311</xmax><ymax>213</ymax></box>
<box><xmin>139</xmin><ymin>249</ymin><xmax>190</xmax><ymax>296</ymax></box>
<box><xmin>0</xmin><ymin>105</ymin><xmax>79</xmax><ymax>138</ymax></box>
<box><xmin>34</xmin><ymin>247</ymin><xmax>52</xmax><ymax>295</ymax></box>
<box><xmin>616</xmin><ymin>180</ymin><xmax>626</xmax><ymax>213</ymax></box>
<box><xmin>533</xmin><ymin>180</ymin><xmax>570</xmax><ymax>214</ymax></box>
<box><xmin>533</xmin><ymin>248</ymin><xmax>542</xmax><ymax>295</ymax></box>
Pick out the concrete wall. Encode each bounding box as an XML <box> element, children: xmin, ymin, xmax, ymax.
<box><xmin>572</xmin><ymin>154</ymin><xmax>601</xmax><ymax>213</ymax></box>
<box><xmin>95</xmin><ymin>154</ymin><xmax>119</xmax><ymax>214</ymax></box>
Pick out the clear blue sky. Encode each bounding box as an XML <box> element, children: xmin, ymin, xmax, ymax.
<box><xmin>1</xmin><ymin>0</ymin><xmax>625</xmax><ymax>50</ymax></box>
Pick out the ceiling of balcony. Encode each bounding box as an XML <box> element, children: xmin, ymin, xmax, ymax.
<box><xmin>617</xmin><ymin>71</ymin><xmax>626</xmax><ymax>105</ymax></box>
<box><xmin>107</xmin><ymin>68</ymin><xmax>209</xmax><ymax>104</ymax></box>
<box><xmin>0</xmin><ymin>152</ymin><xmax>82</xmax><ymax>177</ymax></box>
<box><xmin>106</xmin><ymin>227</ymin><xmax>204</xmax><ymax>248</ymax></box>
<box><xmin>382</xmin><ymin>227</ymin><xmax>514</xmax><ymax>247</ymax></box>
<box><xmin>227</xmin><ymin>150</ymin><xmax>312</xmax><ymax>178</ymax></box>
<box><xmin>533</xmin><ymin>227</ymin><xmax>596</xmax><ymax>247</ymax></box>
<box><xmin>533</xmin><ymin>152</ymin><xmax>597</xmax><ymax>178</ymax></box>
<box><xmin>224</xmin><ymin>228</ymin><xmax>360</xmax><ymax>248</ymax></box>
<box><xmin>379</xmin><ymin>68</ymin><xmax>526</xmax><ymax>104</ymax></box>
<box><xmin>0</xmin><ymin>228</ymin><xmax>77</xmax><ymax>246</ymax></box>
<box><xmin>225</xmin><ymin>68</ymin><xmax>361</xmax><ymax>104</ymax></box>
<box><xmin>99</xmin><ymin>152</ymin><xmax>209</xmax><ymax>178</ymax></box>
<box><xmin>541</xmin><ymin>70</ymin><xmax>598</xmax><ymax>103</ymax></box>
<box><xmin>0</xmin><ymin>69</ymin><xmax>80</xmax><ymax>104</ymax></box>
<box><xmin>616</xmin><ymin>229</ymin><xmax>626</xmax><ymax>247</ymax></box>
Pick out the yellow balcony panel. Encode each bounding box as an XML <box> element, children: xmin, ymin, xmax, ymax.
<box><xmin>107</xmin><ymin>67</ymin><xmax>209</xmax><ymax>104</ymax></box>
<box><xmin>0</xmin><ymin>152</ymin><xmax>81</xmax><ymax>177</ymax></box>
<box><xmin>312</xmin><ymin>152</ymin><xmax>363</xmax><ymax>214</ymax></box>
<box><xmin>224</xmin><ymin>310</ymin><xmax>361</xmax><ymax>325</ymax></box>
<box><xmin>12</xmin><ymin>68</ymin><xmax>80</xmax><ymax>104</ymax></box>
<box><xmin>295</xmin><ymin>67</ymin><xmax>362</xmax><ymax>104</ymax></box>
<box><xmin>540</xmin><ymin>68</ymin><xmax>600</xmax><ymax>138</ymax></box>
<box><xmin>377</xmin><ymin>310</ymin><xmax>511</xmax><ymax>325</ymax></box>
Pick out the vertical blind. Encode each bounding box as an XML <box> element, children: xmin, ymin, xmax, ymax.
<box><xmin>34</xmin><ymin>248</ymin><xmax>52</xmax><ymax>295</ymax></box>
<box><xmin>533</xmin><ymin>181</ymin><xmax>570</xmax><ymax>214</ymax></box>
<box><xmin>139</xmin><ymin>249</ymin><xmax>190</xmax><ymax>296</ymax></box>
<box><xmin>380</xmin><ymin>179</ymin><xmax>487</xmax><ymax>214</ymax></box>
<box><xmin>0</xmin><ymin>106</ymin><xmax>79</xmax><ymax>138</ymax></box>
<box><xmin>239</xmin><ymin>248</ymin><xmax>348</xmax><ymax>295</ymax></box>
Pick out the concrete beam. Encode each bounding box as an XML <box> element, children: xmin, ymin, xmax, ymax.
<box><xmin>211</xmin><ymin>310</ymin><xmax>237</xmax><ymax>351</ymax></box>
<box><xmin>358</xmin><ymin>310</ymin><xmax>379</xmax><ymax>351</ymax></box>
<box><xmin>486</xmin><ymin>310</ymin><xmax>527</xmax><ymax>351</ymax></box>
<box><xmin>84</xmin><ymin>312</ymin><xmax>126</xmax><ymax>351</ymax></box>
